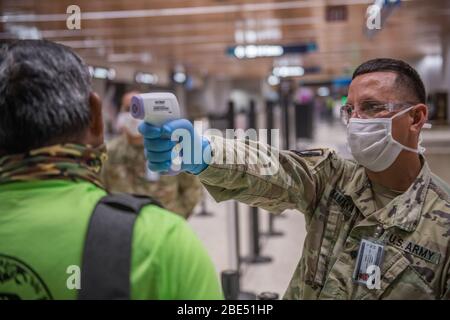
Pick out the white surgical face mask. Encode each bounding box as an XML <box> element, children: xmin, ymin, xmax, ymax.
<box><xmin>347</xmin><ymin>106</ymin><xmax>431</xmax><ymax>172</ymax></box>
<box><xmin>117</xmin><ymin>112</ymin><xmax>142</xmax><ymax>137</ymax></box>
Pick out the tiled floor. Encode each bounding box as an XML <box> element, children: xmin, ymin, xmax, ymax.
<box><xmin>189</xmin><ymin>121</ymin><xmax>450</xmax><ymax>298</ymax></box>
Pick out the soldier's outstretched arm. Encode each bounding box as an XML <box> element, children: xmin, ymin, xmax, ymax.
<box><xmin>198</xmin><ymin>135</ymin><xmax>339</xmax><ymax>216</ymax></box>
<box><xmin>140</xmin><ymin>119</ymin><xmax>344</xmax><ymax>217</ymax></box>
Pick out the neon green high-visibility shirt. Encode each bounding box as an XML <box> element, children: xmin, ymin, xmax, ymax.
<box><xmin>0</xmin><ymin>179</ymin><xmax>223</xmax><ymax>300</ymax></box>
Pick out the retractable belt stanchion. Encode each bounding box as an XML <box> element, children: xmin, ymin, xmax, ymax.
<box><xmin>281</xmin><ymin>82</ymin><xmax>291</xmax><ymax>150</ymax></box>
<box><xmin>262</xmin><ymin>99</ymin><xmax>284</xmax><ymax>237</ymax></box>
<box><xmin>241</xmin><ymin>100</ymin><xmax>272</xmax><ymax>265</ymax></box>
<box><xmin>226</xmin><ymin>101</ymin><xmax>242</xmax><ymax>271</ymax></box>
<box><xmin>221</xmin><ymin>270</ymin><xmax>239</xmax><ymax>300</ymax></box>
<box><xmin>274</xmin><ymin>80</ymin><xmax>293</xmax><ymax>220</ymax></box>
<box><xmin>222</xmin><ymin>100</ymin><xmax>256</xmax><ymax>300</ymax></box>
<box><xmin>221</xmin><ymin>270</ymin><xmax>279</xmax><ymax>300</ymax></box>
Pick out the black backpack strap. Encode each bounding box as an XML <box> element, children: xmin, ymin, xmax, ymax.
<box><xmin>78</xmin><ymin>193</ymin><xmax>161</xmax><ymax>300</ymax></box>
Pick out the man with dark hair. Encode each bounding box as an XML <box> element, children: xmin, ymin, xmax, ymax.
<box><xmin>0</xmin><ymin>40</ymin><xmax>93</xmax><ymax>154</ymax></box>
<box><xmin>352</xmin><ymin>58</ymin><xmax>427</xmax><ymax>103</ymax></box>
<box><xmin>0</xmin><ymin>40</ymin><xmax>223</xmax><ymax>300</ymax></box>
<box><xmin>141</xmin><ymin>57</ymin><xmax>450</xmax><ymax>299</ymax></box>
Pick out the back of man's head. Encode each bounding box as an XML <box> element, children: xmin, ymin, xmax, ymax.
<box><xmin>0</xmin><ymin>40</ymin><xmax>92</xmax><ymax>154</ymax></box>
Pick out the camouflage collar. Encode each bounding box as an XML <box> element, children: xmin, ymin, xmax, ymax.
<box><xmin>349</xmin><ymin>159</ymin><xmax>431</xmax><ymax>232</ymax></box>
<box><xmin>0</xmin><ymin>143</ymin><xmax>108</xmax><ymax>188</ymax></box>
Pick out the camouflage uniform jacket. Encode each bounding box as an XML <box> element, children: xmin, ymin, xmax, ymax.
<box><xmin>199</xmin><ymin>135</ymin><xmax>450</xmax><ymax>299</ymax></box>
<box><xmin>102</xmin><ymin>135</ymin><xmax>202</xmax><ymax>219</ymax></box>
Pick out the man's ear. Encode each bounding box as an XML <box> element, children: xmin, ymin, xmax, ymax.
<box><xmin>88</xmin><ymin>92</ymin><xmax>104</xmax><ymax>143</ymax></box>
<box><xmin>410</xmin><ymin>104</ymin><xmax>428</xmax><ymax>134</ymax></box>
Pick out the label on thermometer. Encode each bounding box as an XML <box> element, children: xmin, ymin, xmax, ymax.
<box><xmin>131</xmin><ymin>92</ymin><xmax>182</xmax><ymax>173</ymax></box>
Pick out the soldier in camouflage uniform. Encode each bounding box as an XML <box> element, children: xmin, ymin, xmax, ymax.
<box><xmin>141</xmin><ymin>58</ymin><xmax>450</xmax><ymax>299</ymax></box>
<box><xmin>200</xmin><ymin>140</ymin><xmax>450</xmax><ymax>299</ymax></box>
<box><xmin>102</xmin><ymin>91</ymin><xmax>202</xmax><ymax>219</ymax></box>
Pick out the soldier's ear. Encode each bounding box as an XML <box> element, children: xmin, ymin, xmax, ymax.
<box><xmin>87</xmin><ymin>92</ymin><xmax>104</xmax><ymax>146</ymax></box>
<box><xmin>410</xmin><ymin>104</ymin><xmax>427</xmax><ymax>134</ymax></box>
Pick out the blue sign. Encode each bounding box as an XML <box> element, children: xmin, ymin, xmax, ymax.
<box><xmin>384</xmin><ymin>0</ymin><xmax>401</xmax><ymax>6</ymax></box>
<box><xmin>332</xmin><ymin>77</ymin><xmax>352</xmax><ymax>88</ymax></box>
<box><xmin>226</xmin><ymin>42</ymin><xmax>318</xmax><ymax>59</ymax></box>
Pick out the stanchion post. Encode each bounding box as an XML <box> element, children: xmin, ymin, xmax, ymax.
<box><xmin>224</xmin><ymin>101</ymin><xmax>257</xmax><ymax>298</ymax></box>
<box><xmin>241</xmin><ymin>99</ymin><xmax>272</xmax><ymax>264</ymax></box>
<box><xmin>262</xmin><ymin>99</ymin><xmax>284</xmax><ymax>236</ymax></box>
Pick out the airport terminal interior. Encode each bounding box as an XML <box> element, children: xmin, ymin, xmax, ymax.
<box><xmin>1</xmin><ymin>0</ymin><xmax>450</xmax><ymax>299</ymax></box>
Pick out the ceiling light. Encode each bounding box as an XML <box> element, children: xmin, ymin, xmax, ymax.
<box><xmin>89</xmin><ymin>66</ymin><xmax>116</xmax><ymax>80</ymax></box>
<box><xmin>267</xmin><ymin>75</ymin><xmax>280</xmax><ymax>86</ymax></box>
<box><xmin>135</xmin><ymin>72</ymin><xmax>158</xmax><ymax>84</ymax></box>
<box><xmin>317</xmin><ymin>86</ymin><xmax>330</xmax><ymax>97</ymax></box>
<box><xmin>272</xmin><ymin>66</ymin><xmax>304</xmax><ymax>78</ymax></box>
<box><xmin>173</xmin><ymin>72</ymin><xmax>187</xmax><ymax>84</ymax></box>
<box><xmin>233</xmin><ymin>45</ymin><xmax>284</xmax><ymax>59</ymax></box>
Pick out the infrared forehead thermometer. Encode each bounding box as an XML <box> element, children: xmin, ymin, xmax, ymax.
<box><xmin>130</xmin><ymin>92</ymin><xmax>182</xmax><ymax>173</ymax></box>
<box><xmin>130</xmin><ymin>92</ymin><xmax>180</xmax><ymax>126</ymax></box>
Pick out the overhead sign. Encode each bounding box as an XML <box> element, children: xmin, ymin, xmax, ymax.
<box><xmin>135</xmin><ymin>72</ymin><xmax>158</xmax><ymax>84</ymax></box>
<box><xmin>227</xmin><ymin>42</ymin><xmax>317</xmax><ymax>59</ymax></box>
<box><xmin>88</xmin><ymin>66</ymin><xmax>115</xmax><ymax>80</ymax></box>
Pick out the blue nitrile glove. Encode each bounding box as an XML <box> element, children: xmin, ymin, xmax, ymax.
<box><xmin>138</xmin><ymin>119</ymin><xmax>211</xmax><ymax>175</ymax></box>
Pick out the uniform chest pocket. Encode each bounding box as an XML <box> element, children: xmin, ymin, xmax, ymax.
<box><xmin>319</xmin><ymin>238</ymin><xmax>435</xmax><ymax>299</ymax></box>
<box><xmin>355</xmin><ymin>244</ymin><xmax>435</xmax><ymax>299</ymax></box>
<box><xmin>376</xmin><ymin>265</ymin><xmax>436</xmax><ymax>299</ymax></box>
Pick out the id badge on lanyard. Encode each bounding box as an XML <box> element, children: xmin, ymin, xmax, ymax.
<box><xmin>352</xmin><ymin>238</ymin><xmax>385</xmax><ymax>285</ymax></box>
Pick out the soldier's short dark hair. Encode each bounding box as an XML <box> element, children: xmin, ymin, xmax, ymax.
<box><xmin>352</xmin><ymin>58</ymin><xmax>426</xmax><ymax>104</ymax></box>
<box><xmin>0</xmin><ymin>39</ymin><xmax>92</xmax><ymax>154</ymax></box>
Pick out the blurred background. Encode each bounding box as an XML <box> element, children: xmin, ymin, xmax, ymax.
<box><xmin>1</xmin><ymin>0</ymin><xmax>449</xmax><ymax>298</ymax></box>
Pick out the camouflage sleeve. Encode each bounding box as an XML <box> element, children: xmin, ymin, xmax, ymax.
<box><xmin>176</xmin><ymin>172</ymin><xmax>203</xmax><ymax>218</ymax></box>
<box><xmin>198</xmin><ymin>135</ymin><xmax>340</xmax><ymax>216</ymax></box>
